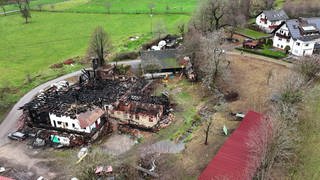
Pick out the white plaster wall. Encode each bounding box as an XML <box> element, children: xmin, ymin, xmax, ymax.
<box><xmin>256</xmin><ymin>13</ymin><xmax>283</xmax><ymax>33</ymax></box>
<box><xmin>292</xmin><ymin>40</ymin><xmax>316</xmax><ymax>56</ymax></box>
<box><xmin>49</xmin><ymin>113</ymin><xmax>100</xmax><ymax>133</ymax></box>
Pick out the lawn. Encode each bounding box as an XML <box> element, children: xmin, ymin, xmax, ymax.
<box><xmin>1</xmin><ymin>0</ymin><xmax>198</xmax><ymax>14</ymax></box>
<box><xmin>1</xmin><ymin>0</ymin><xmax>66</xmax><ymax>11</ymax></box>
<box><xmin>0</xmin><ymin>12</ymin><xmax>190</xmax><ymax>121</ymax></box>
<box><xmin>236</xmin><ymin>28</ymin><xmax>270</xmax><ymax>40</ymax></box>
<box><xmin>67</xmin><ymin>0</ymin><xmax>198</xmax><ymax>14</ymax></box>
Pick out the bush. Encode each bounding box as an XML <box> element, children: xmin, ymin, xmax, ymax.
<box><xmin>235</xmin><ymin>47</ymin><xmax>286</xmax><ymax>59</ymax></box>
<box><xmin>113</xmin><ymin>51</ymin><xmax>139</xmax><ymax>61</ymax></box>
<box><xmin>266</xmin><ymin>39</ymin><xmax>273</xmax><ymax>46</ymax></box>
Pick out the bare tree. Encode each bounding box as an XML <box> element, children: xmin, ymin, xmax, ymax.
<box><xmin>16</xmin><ymin>0</ymin><xmax>31</xmax><ymax>23</ymax></box>
<box><xmin>200</xmin><ymin>31</ymin><xmax>228</xmax><ymax>91</ymax></box>
<box><xmin>284</xmin><ymin>1</ymin><xmax>320</xmax><ymax>18</ymax></box>
<box><xmin>191</xmin><ymin>0</ymin><xmax>228</xmax><ymax>33</ymax></box>
<box><xmin>0</xmin><ymin>0</ymin><xmax>7</xmax><ymax>16</ymax></box>
<box><xmin>191</xmin><ymin>0</ymin><xmax>250</xmax><ymax>35</ymax></box>
<box><xmin>87</xmin><ymin>26</ymin><xmax>112</xmax><ymax>67</ymax></box>
<box><xmin>294</xmin><ymin>55</ymin><xmax>320</xmax><ymax>82</ymax></box>
<box><xmin>248</xmin><ymin>73</ymin><xmax>306</xmax><ymax>179</ymax></box>
<box><xmin>105</xmin><ymin>1</ymin><xmax>112</xmax><ymax>14</ymax></box>
<box><xmin>203</xmin><ymin>119</ymin><xmax>213</xmax><ymax>145</ymax></box>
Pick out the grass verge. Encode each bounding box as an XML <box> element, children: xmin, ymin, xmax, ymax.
<box><xmin>236</xmin><ymin>28</ymin><xmax>270</xmax><ymax>40</ymax></box>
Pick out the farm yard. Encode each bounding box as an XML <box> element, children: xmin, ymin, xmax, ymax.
<box><xmin>0</xmin><ymin>0</ymin><xmax>194</xmax><ymax>121</ymax></box>
<box><xmin>0</xmin><ymin>53</ymin><xmax>291</xmax><ymax>179</ymax></box>
<box><xmin>1</xmin><ymin>0</ymin><xmax>320</xmax><ymax>179</ymax></box>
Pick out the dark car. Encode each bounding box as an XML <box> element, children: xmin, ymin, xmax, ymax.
<box><xmin>8</xmin><ymin>131</ymin><xmax>28</xmax><ymax>141</ymax></box>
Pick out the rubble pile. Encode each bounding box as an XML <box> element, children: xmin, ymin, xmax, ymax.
<box><xmin>18</xmin><ymin>65</ymin><xmax>173</xmax><ymax>146</ymax></box>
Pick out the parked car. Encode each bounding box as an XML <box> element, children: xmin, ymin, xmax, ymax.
<box><xmin>8</xmin><ymin>131</ymin><xmax>28</xmax><ymax>141</ymax></box>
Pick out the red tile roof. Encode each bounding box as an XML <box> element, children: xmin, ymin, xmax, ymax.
<box><xmin>0</xmin><ymin>176</ymin><xmax>14</xmax><ymax>180</ymax></box>
<box><xmin>77</xmin><ymin>108</ymin><xmax>104</xmax><ymax>128</ymax></box>
<box><xmin>198</xmin><ymin>111</ymin><xmax>264</xmax><ymax>180</ymax></box>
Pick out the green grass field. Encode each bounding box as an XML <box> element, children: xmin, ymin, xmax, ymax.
<box><xmin>0</xmin><ymin>10</ymin><xmax>190</xmax><ymax>121</ymax></box>
<box><xmin>236</xmin><ymin>28</ymin><xmax>270</xmax><ymax>40</ymax></box>
<box><xmin>67</xmin><ymin>0</ymin><xmax>197</xmax><ymax>14</ymax></box>
<box><xmin>2</xmin><ymin>0</ymin><xmax>197</xmax><ymax>14</ymax></box>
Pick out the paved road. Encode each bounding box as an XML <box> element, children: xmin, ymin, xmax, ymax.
<box><xmin>0</xmin><ymin>59</ymin><xmax>140</xmax><ymax>147</ymax></box>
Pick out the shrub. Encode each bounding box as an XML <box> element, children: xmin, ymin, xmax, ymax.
<box><xmin>284</xmin><ymin>45</ymin><xmax>290</xmax><ymax>54</ymax></box>
<box><xmin>235</xmin><ymin>47</ymin><xmax>286</xmax><ymax>59</ymax></box>
<box><xmin>113</xmin><ymin>51</ymin><xmax>139</xmax><ymax>61</ymax></box>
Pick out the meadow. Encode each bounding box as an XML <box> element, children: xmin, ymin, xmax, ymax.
<box><xmin>2</xmin><ymin>0</ymin><xmax>197</xmax><ymax>14</ymax></box>
<box><xmin>0</xmin><ymin>0</ymin><xmax>193</xmax><ymax>120</ymax></box>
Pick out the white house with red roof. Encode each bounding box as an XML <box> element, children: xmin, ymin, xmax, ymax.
<box><xmin>49</xmin><ymin>107</ymin><xmax>104</xmax><ymax>134</ymax></box>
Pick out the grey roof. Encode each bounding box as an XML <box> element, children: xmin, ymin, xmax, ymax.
<box><xmin>263</xmin><ymin>9</ymin><xmax>289</xmax><ymax>22</ymax></box>
<box><xmin>285</xmin><ymin>18</ymin><xmax>320</xmax><ymax>41</ymax></box>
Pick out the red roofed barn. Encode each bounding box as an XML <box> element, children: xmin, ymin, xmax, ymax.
<box><xmin>199</xmin><ymin>111</ymin><xmax>265</xmax><ymax>180</ymax></box>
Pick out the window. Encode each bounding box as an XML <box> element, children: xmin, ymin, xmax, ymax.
<box><xmin>149</xmin><ymin>118</ymin><xmax>153</xmax><ymax>122</ymax></box>
<box><xmin>57</xmin><ymin>121</ymin><xmax>62</xmax><ymax>125</ymax></box>
<box><xmin>72</xmin><ymin>123</ymin><xmax>75</xmax><ymax>128</ymax></box>
<box><xmin>296</xmin><ymin>42</ymin><xmax>300</xmax><ymax>46</ymax></box>
<box><xmin>277</xmin><ymin>44</ymin><xmax>279</xmax><ymax>47</ymax></box>
<box><xmin>279</xmin><ymin>38</ymin><xmax>282</xmax><ymax>41</ymax></box>
<box><xmin>287</xmin><ymin>39</ymin><xmax>290</xmax><ymax>43</ymax></box>
<box><xmin>65</xmin><ymin>122</ymin><xmax>68</xmax><ymax>127</ymax></box>
<box><xmin>281</xmin><ymin>45</ymin><xmax>283</xmax><ymax>48</ymax></box>
<box><xmin>280</xmin><ymin>30</ymin><xmax>283</xmax><ymax>33</ymax></box>
<box><xmin>306</xmin><ymin>43</ymin><xmax>309</xmax><ymax>47</ymax></box>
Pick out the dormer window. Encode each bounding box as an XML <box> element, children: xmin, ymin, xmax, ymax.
<box><xmin>296</xmin><ymin>42</ymin><xmax>300</xmax><ymax>46</ymax></box>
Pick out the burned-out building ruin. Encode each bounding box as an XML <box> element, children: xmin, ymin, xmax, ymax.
<box><xmin>20</xmin><ymin>64</ymin><xmax>171</xmax><ymax>146</ymax></box>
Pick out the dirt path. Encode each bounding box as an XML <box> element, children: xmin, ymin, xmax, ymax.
<box><xmin>0</xmin><ymin>142</ymin><xmax>57</xmax><ymax>179</ymax></box>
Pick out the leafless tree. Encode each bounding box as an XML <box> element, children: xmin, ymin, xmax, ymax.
<box><xmin>0</xmin><ymin>0</ymin><xmax>7</xmax><ymax>15</ymax></box>
<box><xmin>191</xmin><ymin>0</ymin><xmax>250</xmax><ymax>35</ymax></box>
<box><xmin>248</xmin><ymin>73</ymin><xmax>306</xmax><ymax>179</ymax></box>
<box><xmin>16</xmin><ymin>0</ymin><xmax>31</xmax><ymax>23</ymax></box>
<box><xmin>294</xmin><ymin>55</ymin><xmax>320</xmax><ymax>82</ymax></box>
<box><xmin>283</xmin><ymin>1</ymin><xmax>320</xmax><ymax>18</ymax></box>
<box><xmin>105</xmin><ymin>1</ymin><xmax>112</xmax><ymax>14</ymax></box>
<box><xmin>191</xmin><ymin>0</ymin><xmax>228</xmax><ymax>33</ymax></box>
<box><xmin>203</xmin><ymin>119</ymin><xmax>213</xmax><ymax>145</ymax></box>
<box><xmin>87</xmin><ymin>26</ymin><xmax>112</xmax><ymax>67</ymax></box>
<box><xmin>200</xmin><ymin>31</ymin><xmax>228</xmax><ymax>91</ymax></box>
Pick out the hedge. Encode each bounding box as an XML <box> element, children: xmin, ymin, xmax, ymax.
<box><xmin>235</xmin><ymin>47</ymin><xmax>287</xmax><ymax>59</ymax></box>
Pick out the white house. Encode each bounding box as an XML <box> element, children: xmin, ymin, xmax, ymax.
<box><xmin>256</xmin><ymin>9</ymin><xmax>289</xmax><ymax>33</ymax></box>
<box><xmin>49</xmin><ymin>108</ymin><xmax>104</xmax><ymax>134</ymax></box>
<box><xmin>273</xmin><ymin>17</ymin><xmax>320</xmax><ymax>56</ymax></box>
